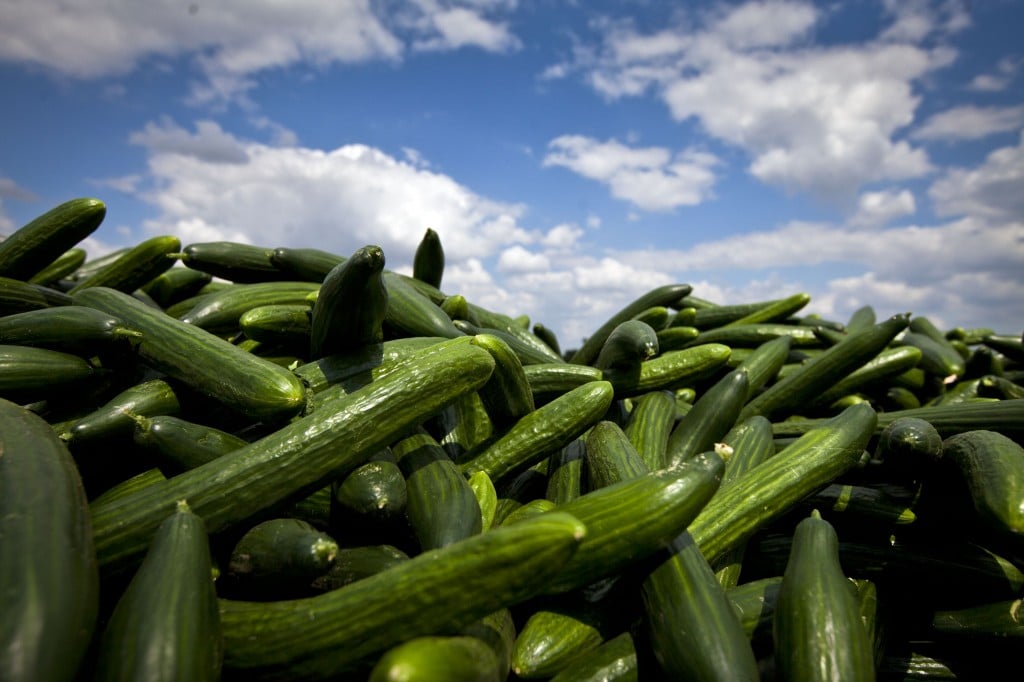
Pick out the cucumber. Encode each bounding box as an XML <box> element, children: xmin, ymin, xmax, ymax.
<box><xmin>898</xmin><ymin>330</ymin><xmax>966</xmax><ymax>380</ymax></box>
<box><xmin>604</xmin><ymin>343</ymin><xmax>732</xmax><ymax>398</ymax></box>
<box><xmin>739</xmin><ymin>314</ymin><xmax>910</xmax><ymax>421</ymax></box>
<box><xmin>690</xmin><ymin>402</ymin><xmax>877</xmax><ymax>566</ymax></box>
<box><xmin>455</xmin><ymin>319</ymin><xmax>562</xmax><ymax>365</ymax></box>
<box><xmin>773</xmin><ymin>510</ymin><xmax>876</xmax><ymax>682</ymax></box>
<box><xmin>73</xmin><ymin>287</ymin><xmax>307</xmax><ymax>423</ymax></box>
<box><xmin>0</xmin><ymin>305</ymin><xmax>141</xmax><ymax>357</ymax></box>
<box><xmin>547</xmin><ymin>631</ymin><xmax>637</xmax><ymax>682</ymax></box>
<box><xmin>811</xmin><ymin>345</ymin><xmax>924</xmax><ymax>408</ymax></box>
<box><xmin>383</xmin><ymin>271</ymin><xmax>463</xmax><ymax>339</ymax></box>
<box><xmin>293</xmin><ymin>336</ymin><xmax>446</xmax><ymax>396</ymax></box>
<box><xmin>27</xmin><ymin>246</ymin><xmax>87</xmax><ymax>285</ymax></box>
<box><xmin>0</xmin><ymin>275</ymin><xmax>73</xmax><ymax>315</ymax></box>
<box><xmin>393</xmin><ymin>427</ymin><xmax>483</xmax><ymax>550</ymax></box>
<box><xmin>725</xmin><ymin>291</ymin><xmax>811</xmax><ymax>327</ymax></box>
<box><xmin>546</xmin><ymin>437</ymin><xmax>586</xmax><ymax>504</ymax></box>
<box><xmin>585</xmin><ymin>420</ymin><xmax>648</xmax><ymax>490</ymax></box>
<box><xmin>471</xmin><ymin>333</ymin><xmax>536</xmax><ymax>428</ymax></box>
<box><xmin>0</xmin><ymin>344</ymin><xmax>106</xmax><ymax>403</ymax></box>
<box><xmin>623</xmin><ymin>390</ymin><xmax>676</xmax><ymax>472</ymax></box>
<box><xmin>140</xmin><ymin>265</ymin><xmax>213</xmax><ymax>307</ymax></box>
<box><xmin>91</xmin><ymin>467</ymin><xmax>168</xmax><ymax>507</ymax></box>
<box><xmin>239</xmin><ymin>304</ymin><xmax>312</xmax><ymax>349</ymax></box>
<box><xmin>179</xmin><ymin>281</ymin><xmax>321</xmax><ymax>335</ymax></box>
<box><xmin>89</xmin><ymin>340</ymin><xmax>495</xmax><ymax>571</ymax></box>
<box><xmin>512</xmin><ymin>596</ymin><xmax>616</xmax><ymax>679</ymax></box>
<box><xmin>270</xmin><ymin>247</ymin><xmax>344</xmax><ymax>282</ymax></box>
<box><xmin>940</xmin><ymin>430</ymin><xmax>1024</xmax><ymax>540</ymax></box>
<box><xmin>95</xmin><ymin>500</ymin><xmax>222</xmax><ymax>682</ymax></box>
<box><xmin>331</xmin><ymin>458</ymin><xmax>408</xmax><ymax>534</ymax></box>
<box><xmin>0</xmin><ymin>398</ymin><xmax>99</xmax><ymax>682</ymax></box>
<box><xmin>846</xmin><ymin>305</ymin><xmax>876</xmax><ymax>334</ymax></box>
<box><xmin>219</xmin><ymin>512</ymin><xmax>587</xmax><ymax>681</ymax></box>
<box><xmin>68</xmin><ymin>234</ymin><xmax>180</xmax><ymax>294</ymax></box>
<box><xmin>225</xmin><ymin>517</ymin><xmax>339</xmax><ymax>599</ymax></box>
<box><xmin>931</xmin><ymin>598</ymin><xmax>1024</xmax><ymax>640</ymax></box>
<box><xmin>523</xmin><ymin>362</ymin><xmax>604</xmax><ymax>401</ymax></box>
<box><xmin>570</xmin><ymin>283</ymin><xmax>691</xmax><ymax>366</ymax></box>
<box><xmin>686</xmin><ymin>322</ymin><xmax>822</xmax><ymax>349</ymax></box>
<box><xmin>309</xmin><ymin>245</ymin><xmax>387</xmax><ymax>358</ymax></box>
<box><xmin>310</xmin><ymin>544</ymin><xmax>410</xmax><ymax>592</ymax></box>
<box><xmin>594</xmin><ymin>320</ymin><xmax>659</xmax><ymax>370</ymax></box>
<box><xmin>0</xmin><ymin>197</ymin><xmax>105</xmax><ymax>280</ymax></box>
<box><xmin>468</xmin><ymin>471</ymin><xmax>497</xmax><ymax>531</ymax></box>
<box><xmin>875</xmin><ymin>416</ymin><xmax>943</xmax><ymax>481</ymax></box>
<box><xmin>132</xmin><ymin>414</ymin><xmax>248</xmax><ymax>473</ymax></box>
<box><xmin>532</xmin><ymin>322</ymin><xmax>562</xmax><ymax>357</ymax></box>
<box><xmin>458</xmin><ymin>381</ymin><xmax>614</xmax><ymax>483</ymax></box>
<box><xmin>655</xmin><ymin>325</ymin><xmax>700</xmax><ymax>352</ymax></box>
<box><xmin>413</xmin><ymin>227</ymin><xmax>445</xmax><ymax>288</ymax></box>
<box><xmin>693</xmin><ymin>295</ymin><xmax>804</xmax><ymax>329</ymax></box>
<box><xmin>65</xmin><ymin>377</ymin><xmax>182</xmax><ymax>445</ymax></box>
<box><xmin>177</xmin><ymin>241</ymin><xmax>286</xmax><ymax>282</ymax></box>
<box><xmin>664</xmin><ymin>367</ymin><xmax>749</xmax><ymax>466</ymax></box>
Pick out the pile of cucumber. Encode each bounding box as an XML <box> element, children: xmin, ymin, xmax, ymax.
<box><xmin>2</xmin><ymin>197</ymin><xmax>1023</xmax><ymax>681</ymax></box>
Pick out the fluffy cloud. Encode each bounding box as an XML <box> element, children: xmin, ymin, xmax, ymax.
<box><xmin>913</xmin><ymin>105</ymin><xmax>1024</xmax><ymax>141</ymax></box>
<box><xmin>0</xmin><ymin>1</ymin><xmax>519</xmax><ymax>103</ymax></box>
<box><xmin>497</xmin><ymin>245</ymin><xmax>550</xmax><ymax>273</ymax></box>
<box><xmin>130</xmin><ymin>119</ymin><xmax>250</xmax><ymax>164</ymax></box>
<box><xmin>850</xmin><ymin>189</ymin><xmax>916</xmax><ymax>227</ymax></box>
<box><xmin>551</xmin><ymin>1</ymin><xmax>956</xmax><ymax>199</ymax></box>
<box><xmin>969</xmin><ymin>56</ymin><xmax>1020</xmax><ymax>92</ymax></box>
<box><xmin>930</xmin><ymin>132</ymin><xmax>1024</xmax><ymax>221</ymax></box>
<box><xmin>543</xmin><ymin>136</ymin><xmax>718</xmax><ymax>211</ymax></box>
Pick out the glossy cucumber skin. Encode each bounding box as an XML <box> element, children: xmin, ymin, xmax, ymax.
<box><xmin>774</xmin><ymin>511</ymin><xmax>876</xmax><ymax>682</ymax></box>
<box><xmin>179</xmin><ymin>281</ymin><xmax>320</xmax><ymax>334</ymax></box>
<box><xmin>604</xmin><ymin>344</ymin><xmax>732</xmax><ymax>399</ymax></box>
<box><xmin>412</xmin><ymin>227</ymin><xmax>445</xmax><ymax>289</ymax></box>
<box><xmin>0</xmin><ymin>275</ymin><xmax>74</xmax><ymax>315</ymax></box>
<box><xmin>664</xmin><ymin>368</ymin><xmax>749</xmax><ymax>467</ymax></box>
<box><xmin>226</xmin><ymin>518</ymin><xmax>339</xmax><ymax>598</ymax></box>
<box><xmin>594</xmin><ymin>320</ymin><xmax>659</xmax><ymax>370</ymax></box>
<box><xmin>219</xmin><ymin>513</ymin><xmax>586</xmax><ymax>681</ymax></box>
<box><xmin>941</xmin><ymin>430</ymin><xmax>1024</xmax><ymax>538</ymax></box>
<box><xmin>68</xmin><ymin>235</ymin><xmax>181</xmax><ymax>295</ymax></box>
<box><xmin>96</xmin><ymin>502</ymin><xmax>222</xmax><ymax>682</ymax></box>
<box><xmin>0</xmin><ymin>344</ymin><xmax>103</xmax><ymax>401</ymax></box>
<box><xmin>27</xmin><ymin>246</ymin><xmax>87</xmax><ymax>285</ymax></box>
<box><xmin>179</xmin><ymin>241</ymin><xmax>285</xmax><ymax>283</ymax></box>
<box><xmin>309</xmin><ymin>245</ymin><xmax>387</xmax><ymax>358</ymax></box>
<box><xmin>90</xmin><ymin>340</ymin><xmax>495</xmax><ymax>572</ymax></box>
<box><xmin>471</xmin><ymin>333</ymin><xmax>536</xmax><ymax>428</ymax></box>
<box><xmin>0</xmin><ymin>305</ymin><xmax>139</xmax><ymax>356</ymax></box>
<box><xmin>383</xmin><ymin>271</ymin><xmax>463</xmax><ymax>339</ymax></box>
<box><xmin>132</xmin><ymin>414</ymin><xmax>249</xmax><ymax>472</ymax></box>
<box><xmin>0</xmin><ymin>197</ymin><xmax>105</xmax><ymax>281</ymax></box>
<box><xmin>370</xmin><ymin>635</ymin><xmax>500</xmax><ymax>682</ymax></box>
<box><xmin>73</xmin><ymin>287</ymin><xmax>307</xmax><ymax>423</ymax></box>
<box><xmin>66</xmin><ymin>377</ymin><xmax>182</xmax><ymax>444</ymax></box>
<box><xmin>0</xmin><ymin>398</ymin><xmax>99</xmax><ymax>682</ymax></box>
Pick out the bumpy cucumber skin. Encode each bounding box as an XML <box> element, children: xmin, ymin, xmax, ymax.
<box><xmin>0</xmin><ymin>197</ymin><xmax>105</xmax><ymax>281</ymax></box>
<box><xmin>774</xmin><ymin>511</ymin><xmax>876</xmax><ymax>682</ymax></box>
<box><xmin>0</xmin><ymin>398</ymin><xmax>99</xmax><ymax>682</ymax></box>
<box><xmin>96</xmin><ymin>502</ymin><xmax>222</xmax><ymax>682</ymax></box>
<box><xmin>73</xmin><ymin>287</ymin><xmax>307</xmax><ymax>423</ymax></box>
<box><xmin>942</xmin><ymin>430</ymin><xmax>1024</xmax><ymax>538</ymax></box>
<box><xmin>310</xmin><ymin>245</ymin><xmax>387</xmax><ymax>358</ymax></box>
<box><xmin>220</xmin><ymin>513</ymin><xmax>587</xmax><ymax>681</ymax></box>
<box><xmin>90</xmin><ymin>340</ymin><xmax>495</xmax><ymax>572</ymax></box>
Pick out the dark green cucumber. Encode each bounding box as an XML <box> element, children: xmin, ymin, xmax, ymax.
<box><xmin>0</xmin><ymin>305</ymin><xmax>141</xmax><ymax>356</ymax></box>
<box><xmin>461</xmin><ymin>609</ymin><xmax>516</xmax><ymax>682</ymax></box>
<box><xmin>435</xmin><ymin>388</ymin><xmax>494</xmax><ymax>462</ymax></box>
<box><xmin>269</xmin><ymin>247</ymin><xmax>344</xmax><ymax>282</ymax></box>
<box><xmin>594</xmin><ymin>320</ymin><xmax>659</xmax><ymax>370</ymax></box>
<box><xmin>548</xmin><ymin>631</ymin><xmax>637</xmax><ymax>682</ymax></box>
<box><xmin>500</xmin><ymin>499</ymin><xmax>557</xmax><ymax>526</ymax></box>
<box><xmin>811</xmin><ymin>345</ymin><xmax>923</xmax><ymax>408</ymax></box>
<box><xmin>68</xmin><ymin>234</ymin><xmax>180</xmax><ymax>294</ymax></box>
<box><xmin>570</xmin><ymin>283</ymin><xmax>691</xmax><ymax>366</ymax></box>
<box><xmin>0</xmin><ymin>344</ymin><xmax>104</xmax><ymax>402</ymax></box>
<box><xmin>802</xmin><ymin>483</ymin><xmax>917</xmax><ymax>526</ymax></box>
<box><xmin>132</xmin><ymin>414</ymin><xmax>248</xmax><ymax>473</ymax></box>
<box><xmin>27</xmin><ymin>246</ymin><xmax>87</xmax><ymax>285</ymax></box>
<box><xmin>535</xmin><ymin>451</ymin><xmax>724</xmax><ymax>594</ymax></box>
<box><xmin>693</xmin><ymin>295</ymin><xmax>805</xmax><ymax>330</ymax></box>
<box><xmin>655</xmin><ymin>325</ymin><xmax>700</xmax><ymax>352</ymax></box>
<box><xmin>382</xmin><ymin>271</ymin><xmax>463</xmax><ymax>339</ymax></box>
<box><xmin>604</xmin><ymin>343</ymin><xmax>732</xmax><ymax>398</ymax></box>
<box><xmin>225</xmin><ymin>517</ymin><xmax>339</xmax><ymax>599</ymax></box>
<box><xmin>524</xmin><ymin>362</ymin><xmax>603</xmax><ymax>401</ymax></box>
<box><xmin>686</xmin><ymin>322</ymin><xmax>822</xmax><ymax>349</ymax></box>
<box><xmin>471</xmin><ymin>333</ymin><xmax>536</xmax><ymax>428</ymax></box>
<box><xmin>309</xmin><ymin>245</ymin><xmax>387</xmax><ymax>358</ymax></box>
<box><xmin>533</xmin><ymin>322</ymin><xmax>562</xmax><ymax>357</ymax></box>
<box><xmin>642</xmin><ymin>531</ymin><xmax>760</xmax><ymax>681</ymax></box>
<box><xmin>393</xmin><ymin>427</ymin><xmax>483</xmax><ymax>550</ymax></box>
<box><xmin>898</xmin><ymin>330</ymin><xmax>966</xmax><ymax>380</ymax></box>
<box><xmin>931</xmin><ymin>598</ymin><xmax>1024</xmax><ymax>640</ymax></box>
<box><xmin>69</xmin><ymin>247</ymin><xmax>128</xmax><ymax>282</ymax></box>
<box><xmin>690</xmin><ymin>402</ymin><xmax>877</xmax><ymax>566</ymax></box>
<box><xmin>458</xmin><ymin>381</ymin><xmax>614</xmax><ymax>483</ymax></box>
<box><xmin>65</xmin><ymin>377</ymin><xmax>182</xmax><ymax>444</ymax></box>
<box><xmin>89</xmin><ymin>340</ymin><xmax>494</xmax><ymax>571</ymax></box>
<box><xmin>413</xmin><ymin>227</ymin><xmax>445</xmax><ymax>288</ymax></box>
<box><xmin>177</xmin><ymin>241</ymin><xmax>286</xmax><ymax>282</ymax></box>
<box><xmin>91</xmin><ymin>468</ymin><xmax>167</xmax><ymax>507</ymax></box>
<box><xmin>369</xmin><ymin>636</ymin><xmax>500</xmax><ymax>682</ymax></box>
<box><xmin>623</xmin><ymin>390</ymin><xmax>676</xmax><ymax>472</ymax></box>
<box><xmin>331</xmin><ymin>458</ymin><xmax>408</xmax><ymax>533</ymax></box>
<box><xmin>875</xmin><ymin>416</ymin><xmax>943</xmax><ymax>481</ymax></box>
<box><xmin>293</xmin><ymin>335</ymin><xmax>446</xmax><ymax>395</ymax></box>
<box><xmin>0</xmin><ymin>275</ymin><xmax>73</xmax><ymax>315</ymax></box>
<box><xmin>664</xmin><ymin>367</ymin><xmax>749</xmax><ymax>467</ymax></box>
<box><xmin>846</xmin><ymin>305</ymin><xmax>876</xmax><ymax>334</ymax></box>
<box><xmin>726</xmin><ymin>575</ymin><xmax>783</xmax><ymax>641</ymax></box>
<box><xmin>739</xmin><ymin>314</ymin><xmax>910</xmax><ymax>421</ymax></box>
<box><xmin>96</xmin><ymin>501</ymin><xmax>221</xmax><ymax>682</ymax></box>
<box><xmin>140</xmin><ymin>265</ymin><xmax>213</xmax><ymax>307</ymax></box>
<box><xmin>940</xmin><ymin>430</ymin><xmax>1024</xmax><ymax>540</ymax></box>
<box><xmin>0</xmin><ymin>398</ymin><xmax>99</xmax><ymax>682</ymax></box>
<box><xmin>0</xmin><ymin>197</ymin><xmax>105</xmax><ymax>280</ymax></box>
<box><xmin>455</xmin><ymin>319</ymin><xmax>562</xmax><ymax>365</ymax></box>
<box><xmin>546</xmin><ymin>437</ymin><xmax>586</xmax><ymax>505</ymax></box>
<box><xmin>73</xmin><ymin>287</ymin><xmax>307</xmax><ymax>422</ymax></box>
<box><xmin>468</xmin><ymin>470</ymin><xmax>498</xmax><ymax>531</ymax></box>
<box><xmin>219</xmin><ymin>512</ymin><xmax>586</xmax><ymax>681</ymax></box>
<box><xmin>239</xmin><ymin>304</ymin><xmax>311</xmax><ymax>348</ymax></box>
<box><xmin>441</xmin><ymin>293</ymin><xmax>470</xmax><ymax>321</ymax></box>
<box><xmin>310</xmin><ymin>544</ymin><xmax>410</xmax><ymax>592</ymax></box>
<box><xmin>586</xmin><ymin>420</ymin><xmax>648</xmax><ymax>490</ymax></box>
<box><xmin>179</xmin><ymin>281</ymin><xmax>321</xmax><ymax>335</ymax></box>
<box><xmin>632</xmin><ymin>305</ymin><xmax>671</xmax><ymax>330</ymax></box>
<box><xmin>773</xmin><ymin>510</ymin><xmax>876</xmax><ymax>682</ymax></box>
<box><xmin>512</xmin><ymin>596</ymin><xmax>617</xmax><ymax>679</ymax></box>
<box><xmin>726</xmin><ymin>291</ymin><xmax>811</xmax><ymax>327</ymax></box>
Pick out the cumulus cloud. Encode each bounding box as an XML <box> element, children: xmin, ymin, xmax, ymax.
<box><xmin>550</xmin><ymin>0</ymin><xmax>955</xmax><ymax>199</ymax></box>
<box><xmin>0</xmin><ymin>177</ymin><xmax>39</xmax><ymax>202</ymax></box>
<box><xmin>968</xmin><ymin>56</ymin><xmax>1020</xmax><ymax>92</ymax></box>
<box><xmin>849</xmin><ymin>189</ymin><xmax>917</xmax><ymax>227</ymax></box>
<box><xmin>130</xmin><ymin>118</ymin><xmax>250</xmax><ymax>164</ymax></box>
<box><xmin>543</xmin><ymin>136</ymin><xmax>718</xmax><ymax>211</ymax></box>
<box><xmin>497</xmin><ymin>245</ymin><xmax>550</xmax><ymax>273</ymax></box>
<box><xmin>913</xmin><ymin>105</ymin><xmax>1024</xmax><ymax>141</ymax></box>
<box><xmin>0</xmin><ymin>0</ymin><xmax>520</xmax><ymax>104</ymax></box>
<box><xmin>930</xmin><ymin>132</ymin><xmax>1024</xmax><ymax>221</ymax></box>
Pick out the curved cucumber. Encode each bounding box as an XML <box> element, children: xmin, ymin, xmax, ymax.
<box><xmin>0</xmin><ymin>197</ymin><xmax>105</xmax><ymax>281</ymax></box>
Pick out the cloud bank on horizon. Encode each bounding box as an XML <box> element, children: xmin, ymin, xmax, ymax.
<box><xmin>0</xmin><ymin>0</ymin><xmax>1021</xmax><ymax>346</ymax></box>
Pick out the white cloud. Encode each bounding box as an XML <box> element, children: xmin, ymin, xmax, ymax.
<box><xmin>913</xmin><ymin>105</ymin><xmax>1024</xmax><ymax>141</ymax></box>
<box><xmin>0</xmin><ymin>177</ymin><xmax>38</xmax><ymax>202</ymax></box>
<box><xmin>130</xmin><ymin>118</ymin><xmax>249</xmax><ymax>163</ymax></box>
<box><xmin>850</xmin><ymin>189</ymin><xmax>916</xmax><ymax>227</ymax></box>
<box><xmin>543</xmin><ymin>136</ymin><xmax>718</xmax><ymax>211</ymax></box>
<box><xmin>969</xmin><ymin>56</ymin><xmax>1021</xmax><ymax>92</ymax></box>
<box><xmin>930</xmin><ymin>132</ymin><xmax>1024</xmax><ymax>221</ymax></box>
<box><xmin>879</xmin><ymin>0</ymin><xmax>970</xmax><ymax>43</ymax></box>
<box><xmin>0</xmin><ymin>0</ymin><xmax>521</xmax><ymax>104</ymax></box>
<box><xmin>541</xmin><ymin>223</ymin><xmax>584</xmax><ymax>250</ymax></box>
<box><xmin>557</xmin><ymin>1</ymin><xmax>956</xmax><ymax>199</ymax></box>
<box><xmin>497</xmin><ymin>245</ymin><xmax>550</xmax><ymax>273</ymax></box>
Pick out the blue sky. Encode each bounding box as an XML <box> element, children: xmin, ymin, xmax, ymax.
<box><xmin>1</xmin><ymin>0</ymin><xmax>1022</xmax><ymax>346</ymax></box>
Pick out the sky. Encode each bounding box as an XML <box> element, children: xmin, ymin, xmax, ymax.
<box><xmin>0</xmin><ymin>0</ymin><xmax>1022</xmax><ymax>348</ymax></box>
